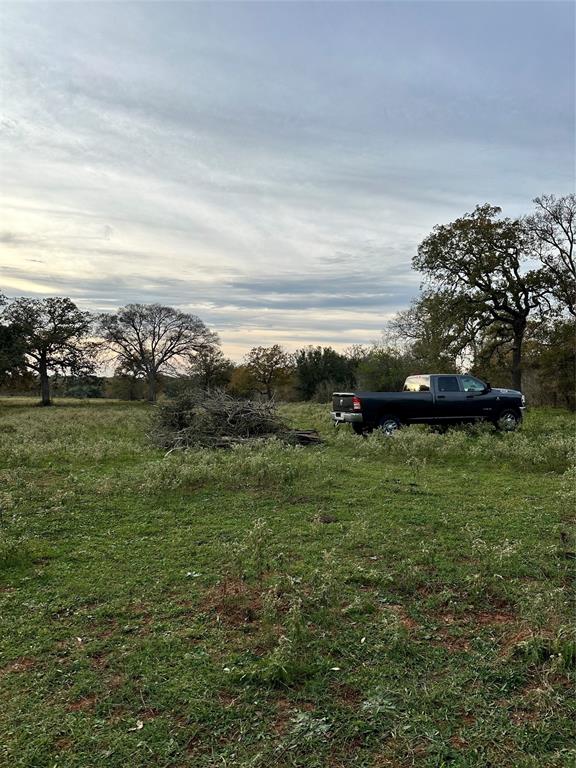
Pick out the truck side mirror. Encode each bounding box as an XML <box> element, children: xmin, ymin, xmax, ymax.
<box><xmin>485</xmin><ymin>382</ymin><xmax>492</xmax><ymax>392</ymax></box>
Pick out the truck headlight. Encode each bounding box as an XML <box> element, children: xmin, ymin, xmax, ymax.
<box><xmin>521</xmin><ymin>394</ymin><xmax>526</xmax><ymax>406</ymax></box>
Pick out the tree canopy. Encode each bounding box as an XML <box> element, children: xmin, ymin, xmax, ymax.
<box><xmin>244</xmin><ymin>345</ymin><xmax>293</xmax><ymax>399</ymax></box>
<box><xmin>414</xmin><ymin>204</ymin><xmax>547</xmax><ymax>389</ymax></box>
<box><xmin>99</xmin><ymin>303</ymin><xmax>217</xmax><ymax>402</ymax></box>
<box><xmin>294</xmin><ymin>346</ymin><xmax>355</xmax><ymax>401</ymax></box>
<box><xmin>2</xmin><ymin>297</ymin><xmax>94</xmax><ymax>405</ymax></box>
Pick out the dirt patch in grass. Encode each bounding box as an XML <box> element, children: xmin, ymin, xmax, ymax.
<box><xmin>106</xmin><ymin>672</ymin><xmax>125</xmax><ymax>690</ymax></box>
<box><xmin>450</xmin><ymin>734</ymin><xmax>468</xmax><ymax>750</ymax></box>
<box><xmin>201</xmin><ymin>579</ymin><xmax>264</xmax><ymax>627</ymax></box>
<box><xmin>0</xmin><ymin>656</ymin><xmax>37</xmax><ymax>676</ymax></box>
<box><xmin>67</xmin><ymin>693</ymin><xmax>98</xmax><ymax>712</ymax></box>
<box><xmin>93</xmin><ymin>619</ymin><xmax>119</xmax><ymax>640</ymax></box>
<box><xmin>330</xmin><ymin>682</ymin><xmax>363</xmax><ymax>706</ymax></box>
<box><xmin>499</xmin><ymin>628</ymin><xmax>537</xmax><ymax>657</ymax></box>
<box><xmin>106</xmin><ymin>705</ymin><xmax>129</xmax><ymax>725</ymax></box>
<box><xmin>89</xmin><ymin>650</ymin><xmax>110</xmax><ymax>671</ymax></box>
<box><xmin>474</xmin><ymin>610</ymin><xmax>516</xmax><ymax>625</ymax></box>
<box><xmin>272</xmin><ymin>698</ymin><xmax>294</xmax><ymax>735</ymax></box>
<box><xmin>316</xmin><ymin>513</ymin><xmax>338</xmax><ymax>524</ymax></box>
<box><xmin>386</xmin><ymin>604</ymin><xmax>419</xmax><ymax>631</ymax></box>
<box><xmin>430</xmin><ymin>608</ymin><xmax>517</xmax><ymax>652</ymax></box>
<box><xmin>432</xmin><ymin>630</ymin><xmax>472</xmax><ymax>652</ymax></box>
<box><xmin>129</xmin><ymin>602</ymin><xmax>155</xmax><ymax>635</ymax></box>
<box><xmin>54</xmin><ymin>737</ymin><xmax>73</xmax><ymax>751</ymax></box>
<box><xmin>510</xmin><ymin>709</ymin><xmax>539</xmax><ymax>725</ymax></box>
<box><xmin>459</xmin><ymin>713</ymin><xmax>476</xmax><ymax>726</ymax></box>
<box><xmin>217</xmin><ymin>691</ymin><xmax>240</xmax><ymax>708</ymax></box>
<box><xmin>137</xmin><ymin>706</ymin><xmax>162</xmax><ymax>720</ymax></box>
<box><xmin>435</xmin><ymin>605</ymin><xmax>516</xmax><ymax>627</ymax></box>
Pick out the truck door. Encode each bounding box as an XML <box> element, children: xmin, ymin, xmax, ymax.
<box><xmin>434</xmin><ymin>375</ymin><xmax>468</xmax><ymax>420</ymax></box>
<box><xmin>460</xmin><ymin>375</ymin><xmax>495</xmax><ymax>419</ymax></box>
<box><xmin>402</xmin><ymin>375</ymin><xmax>434</xmax><ymax>421</ymax></box>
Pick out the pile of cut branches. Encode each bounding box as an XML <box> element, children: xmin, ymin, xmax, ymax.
<box><xmin>151</xmin><ymin>390</ymin><xmax>322</xmax><ymax>450</ymax></box>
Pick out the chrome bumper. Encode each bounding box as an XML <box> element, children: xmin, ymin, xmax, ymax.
<box><xmin>331</xmin><ymin>411</ymin><xmax>363</xmax><ymax>424</ymax></box>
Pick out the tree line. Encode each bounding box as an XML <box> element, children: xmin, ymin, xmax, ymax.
<box><xmin>1</xmin><ymin>194</ymin><xmax>574</xmax><ymax>408</ymax></box>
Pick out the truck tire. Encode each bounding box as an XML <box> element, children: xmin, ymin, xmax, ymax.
<box><xmin>495</xmin><ymin>408</ymin><xmax>521</xmax><ymax>432</ymax></box>
<box><xmin>378</xmin><ymin>415</ymin><xmax>402</xmax><ymax>435</ymax></box>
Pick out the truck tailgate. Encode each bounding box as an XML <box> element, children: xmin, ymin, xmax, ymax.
<box><xmin>332</xmin><ymin>393</ymin><xmax>356</xmax><ymax>412</ymax></box>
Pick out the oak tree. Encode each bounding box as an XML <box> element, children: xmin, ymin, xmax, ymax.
<box><xmin>2</xmin><ymin>297</ymin><xmax>94</xmax><ymax>405</ymax></box>
<box><xmin>244</xmin><ymin>344</ymin><xmax>293</xmax><ymax>399</ymax></box>
<box><xmin>99</xmin><ymin>303</ymin><xmax>217</xmax><ymax>402</ymax></box>
<box><xmin>415</xmin><ymin>205</ymin><xmax>546</xmax><ymax>390</ymax></box>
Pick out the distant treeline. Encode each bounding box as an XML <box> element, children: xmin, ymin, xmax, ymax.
<box><xmin>1</xmin><ymin>195</ymin><xmax>574</xmax><ymax>409</ymax></box>
<box><xmin>1</xmin><ymin>335</ymin><xmax>573</xmax><ymax>411</ymax></box>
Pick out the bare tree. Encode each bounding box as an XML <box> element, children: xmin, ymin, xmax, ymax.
<box><xmin>525</xmin><ymin>194</ymin><xmax>576</xmax><ymax>317</ymax></box>
<box><xmin>2</xmin><ymin>297</ymin><xmax>94</xmax><ymax>405</ymax></box>
<box><xmin>99</xmin><ymin>303</ymin><xmax>217</xmax><ymax>401</ymax></box>
<box><xmin>244</xmin><ymin>344</ymin><xmax>293</xmax><ymax>399</ymax></box>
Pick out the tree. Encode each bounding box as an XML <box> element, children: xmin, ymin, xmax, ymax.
<box><xmin>105</xmin><ymin>366</ymin><xmax>147</xmax><ymax>401</ymax></box>
<box><xmin>227</xmin><ymin>365</ymin><xmax>256</xmax><ymax>398</ymax></box>
<box><xmin>294</xmin><ymin>346</ymin><xmax>356</xmax><ymax>400</ymax></box>
<box><xmin>524</xmin><ymin>318</ymin><xmax>576</xmax><ymax>410</ymax></box>
<box><xmin>0</xmin><ymin>295</ymin><xmax>27</xmax><ymax>382</ymax></box>
<box><xmin>244</xmin><ymin>345</ymin><xmax>293</xmax><ymax>399</ymax></box>
<box><xmin>57</xmin><ymin>375</ymin><xmax>104</xmax><ymax>399</ymax></box>
<box><xmin>0</xmin><ymin>324</ymin><xmax>26</xmax><ymax>382</ymax></box>
<box><xmin>187</xmin><ymin>346</ymin><xmax>234</xmax><ymax>390</ymax></box>
<box><xmin>2</xmin><ymin>297</ymin><xmax>94</xmax><ymax>405</ymax></box>
<box><xmin>414</xmin><ymin>204</ymin><xmax>547</xmax><ymax>390</ymax></box>
<box><xmin>525</xmin><ymin>194</ymin><xmax>576</xmax><ymax>317</ymax></box>
<box><xmin>99</xmin><ymin>304</ymin><xmax>217</xmax><ymax>402</ymax></box>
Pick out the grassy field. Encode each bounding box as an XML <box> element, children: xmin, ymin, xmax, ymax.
<box><xmin>0</xmin><ymin>398</ymin><xmax>574</xmax><ymax>768</ymax></box>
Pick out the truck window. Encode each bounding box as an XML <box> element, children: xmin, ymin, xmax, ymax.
<box><xmin>403</xmin><ymin>375</ymin><xmax>430</xmax><ymax>392</ymax></box>
<box><xmin>461</xmin><ymin>376</ymin><xmax>485</xmax><ymax>392</ymax></box>
<box><xmin>437</xmin><ymin>376</ymin><xmax>460</xmax><ymax>392</ymax></box>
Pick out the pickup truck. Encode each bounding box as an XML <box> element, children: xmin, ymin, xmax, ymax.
<box><xmin>331</xmin><ymin>374</ymin><xmax>526</xmax><ymax>434</ymax></box>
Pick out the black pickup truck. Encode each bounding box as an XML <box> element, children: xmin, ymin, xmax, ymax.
<box><xmin>332</xmin><ymin>374</ymin><xmax>526</xmax><ymax>434</ymax></box>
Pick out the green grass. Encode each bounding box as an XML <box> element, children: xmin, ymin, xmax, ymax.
<box><xmin>0</xmin><ymin>398</ymin><xmax>574</xmax><ymax>767</ymax></box>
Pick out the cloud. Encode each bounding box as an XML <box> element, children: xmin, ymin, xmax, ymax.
<box><xmin>0</xmin><ymin>264</ymin><xmax>417</xmax><ymax>358</ymax></box>
<box><xmin>0</xmin><ymin>1</ymin><xmax>573</xmax><ymax>357</ymax></box>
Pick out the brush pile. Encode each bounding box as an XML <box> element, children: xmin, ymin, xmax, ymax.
<box><xmin>152</xmin><ymin>390</ymin><xmax>322</xmax><ymax>450</ymax></box>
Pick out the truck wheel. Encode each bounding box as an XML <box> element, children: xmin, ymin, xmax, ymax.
<box><xmin>378</xmin><ymin>415</ymin><xmax>402</xmax><ymax>435</ymax></box>
<box><xmin>496</xmin><ymin>409</ymin><xmax>521</xmax><ymax>431</ymax></box>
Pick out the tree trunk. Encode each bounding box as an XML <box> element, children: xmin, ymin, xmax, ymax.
<box><xmin>39</xmin><ymin>353</ymin><xmax>51</xmax><ymax>406</ymax></box>
<box><xmin>511</xmin><ymin>327</ymin><xmax>524</xmax><ymax>392</ymax></box>
<box><xmin>147</xmin><ymin>373</ymin><xmax>157</xmax><ymax>402</ymax></box>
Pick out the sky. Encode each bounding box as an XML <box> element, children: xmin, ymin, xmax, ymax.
<box><xmin>0</xmin><ymin>1</ymin><xmax>574</xmax><ymax>360</ymax></box>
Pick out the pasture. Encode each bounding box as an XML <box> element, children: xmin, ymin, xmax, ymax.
<box><xmin>0</xmin><ymin>399</ymin><xmax>574</xmax><ymax>767</ymax></box>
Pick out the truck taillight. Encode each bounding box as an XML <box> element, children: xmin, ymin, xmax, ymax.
<box><xmin>352</xmin><ymin>396</ymin><xmax>361</xmax><ymax>411</ymax></box>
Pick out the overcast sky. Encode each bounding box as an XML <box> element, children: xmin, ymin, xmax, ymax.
<box><xmin>0</xmin><ymin>1</ymin><xmax>574</xmax><ymax>359</ymax></box>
